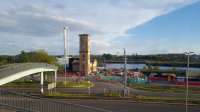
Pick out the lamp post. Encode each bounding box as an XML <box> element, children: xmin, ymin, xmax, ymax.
<box><xmin>184</xmin><ymin>51</ymin><xmax>194</xmax><ymax>112</ymax></box>
<box><xmin>123</xmin><ymin>48</ymin><xmax>127</xmax><ymax>97</ymax></box>
<box><xmin>64</xmin><ymin>27</ymin><xmax>69</xmax><ymax>86</ymax></box>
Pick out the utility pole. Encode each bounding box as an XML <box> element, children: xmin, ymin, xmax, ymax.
<box><xmin>185</xmin><ymin>51</ymin><xmax>194</xmax><ymax>112</ymax></box>
<box><xmin>123</xmin><ymin>48</ymin><xmax>127</xmax><ymax>97</ymax></box>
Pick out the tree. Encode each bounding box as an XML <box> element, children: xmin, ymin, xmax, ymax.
<box><xmin>31</xmin><ymin>50</ymin><xmax>57</xmax><ymax>64</ymax></box>
<box><xmin>0</xmin><ymin>56</ymin><xmax>8</xmax><ymax>66</ymax></box>
<box><xmin>102</xmin><ymin>53</ymin><xmax>113</xmax><ymax>60</ymax></box>
<box><xmin>16</xmin><ymin>50</ymin><xmax>57</xmax><ymax>64</ymax></box>
<box><xmin>18</xmin><ymin>50</ymin><xmax>30</xmax><ymax>62</ymax></box>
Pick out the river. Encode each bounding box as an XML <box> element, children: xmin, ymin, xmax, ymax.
<box><xmin>105</xmin><ymin>63</ymin><xmax>200</xmax><ymax>71</ymax></box>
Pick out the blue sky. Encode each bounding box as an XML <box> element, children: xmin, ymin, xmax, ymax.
<box><xmin>126</xmin><ymin>1</ymin><xmax>200</xmax><ymax>54</ymax></box>
<box><xmin>0</xmin><ymin>0</ymin><xmax>199</xmax><ymax>55</ymax></box>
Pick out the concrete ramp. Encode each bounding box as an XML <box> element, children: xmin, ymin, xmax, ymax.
<box><xmin>0</xmin><ymin>63</ymin><xmax>58</xmax><ymax>86</ymax></box>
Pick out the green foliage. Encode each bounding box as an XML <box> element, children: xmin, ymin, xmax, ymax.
<box><xmin>104</xmin><ymin>92</ymin><xmax>121</xmax><ymax>97</ymax></box>
<box><xmin>18</xmin><ymin>50</ymin><xmax>30</xmax><ymax>62</ymax></box>
<box><xmin>102</xmin><ymin>53</ymin><xmax>114</xmax><ymax>60</ymax></box>
<box><xmin>0</xmin><ymin>55</ymin><xmax>12</xmax><ymax>66</ymax></box>
<box><xmin>4</xmin><ymin>79</ymin><xmax>39</xmax><ymax>87</ymax></box>
<box><xmin>129</xmin><ymin>84</ymin><xmax>200</xmax><ymax>94</ymax></box>
<box><xmin>57</xmin><ymin>81</ymin><xmax>94</xmax><ymax>88</ymax></box>
<box><xmin>16</xmin><ymin>50</ymin><xmax>57</xmax><ymax>64</ymax></box>
<box><xmin>46</xmin><ymin>92</ymin><xmax>90</xmax><ymax>97</ymax></box>
<box><xmin>0</xmin><ymin>50</ymin><xmax>57</xmax><ymax>65</ymax></box>
<box><xmin>58</xmin><ymin>64</ymin><xmax>64</xmax><ymax>70</ymax></box>
<box><xmin>92</xmin><ymin>53</ymin><xmax>200</xmax><ymax>67</ymax></box>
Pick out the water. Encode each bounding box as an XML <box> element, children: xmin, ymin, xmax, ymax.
<box><xmin>105</xmin><ymin>63</ymin><xmax>146</xmax><ymax>70</ymax></box>
<box><xmin>105</xmin><ymin>63</ymin><xmax>200</xmax><ymax>72</ymax></box>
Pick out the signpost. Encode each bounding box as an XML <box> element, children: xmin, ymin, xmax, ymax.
<box><xmin>48</xmin><ymin>82</ymin><xmax>56</xmax><ymax>94</ymax></box>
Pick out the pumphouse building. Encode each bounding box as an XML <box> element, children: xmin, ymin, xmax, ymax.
<box><xmin>79</xmin><ymin>34</ymin><xmax>91</xmax><ymax>76</ymax></box>
<box><xmin>68</xmin><ymin>34</ymin><xmax>97</xmax><ymax>76</ymax></box>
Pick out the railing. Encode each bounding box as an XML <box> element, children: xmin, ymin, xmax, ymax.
<box><xmin>0</xmin><ymin>63</ymin><xmax>58</xmax><ymax>79</ymax></box>
<box><xmin>0</xmin><ymin>89</ymin><xmax>113</xmax><ymax>112</ymax></box>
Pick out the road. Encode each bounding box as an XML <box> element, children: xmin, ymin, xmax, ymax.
<box><xmin>1</xmin><ymin>78</ymin><xmax>200</xmax><ymax>112</ymax></box>
<box><xmin>3</xmin><ymin>80</ymin><xmax>200</xmax><ymax>99</ymax></box>
<box><xmin>0</xmin><ymin>105</ymin><xmax>16</xmax><ymax>112</ymax></box>
<box><xmin>1</xmin><ymin>97</ymin><xmax>200</xmax><ymax>112</ymax></box>
<box><xmin>63</xmin><ymin>99</ymin><xmax>200</xmax><ymax>112</ymax></box>
<box><xmin>55</xmin><ymin>81</ymin><xmax>200</xmax><ymax>99</ymax></box>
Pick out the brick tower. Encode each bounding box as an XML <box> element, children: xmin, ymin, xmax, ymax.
<box><xmin>79</xmin><ymin>34</ymin><xmax>91</xmax><ymax>76</ymax></box>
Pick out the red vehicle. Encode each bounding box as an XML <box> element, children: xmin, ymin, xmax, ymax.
<box><xmin>176</xmin><ymin>77</ymin><xmax>200</xmax><ymax>86</ymax></box>
<box><xmin>148</xmin><ymin>73</ymin><xmax>176</xmax><ymax>82</ymax></box>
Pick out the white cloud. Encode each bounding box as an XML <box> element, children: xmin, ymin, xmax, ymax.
<box><xmin>0</xmin><ymin>0</ymin><xmax>198</xmax><ymax>55</ymax></box>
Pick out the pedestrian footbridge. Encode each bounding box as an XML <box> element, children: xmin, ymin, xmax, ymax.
<box><xmin>0</xmin><ymin>63</ymin><xmax>58</xmax><ymax>93</ymax></box>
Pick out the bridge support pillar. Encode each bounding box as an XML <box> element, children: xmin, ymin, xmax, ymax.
<box><xmin>54</xmin><ymin>70</ymin><xmax>57</xmax><ymax>87</ymax></box>
<box><xmin>40</xmin><ymin>72</ymin><xmax>44</xmax><ymax>94</ymax></box>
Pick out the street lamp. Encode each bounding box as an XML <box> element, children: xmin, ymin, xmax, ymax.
<box><xmin>64</xmin><ymin>27</ymin><xmax>70</xmax><ymax>86</ymax></box>
<box><xmin>123</xmin><ymin>48</ymin><xmax>127</xmax><ymax>97</ymax></box>
<box><xmin>184</xmin><ymin>51</ymin><xmax>194</xmax><ymax>112</ymax></box>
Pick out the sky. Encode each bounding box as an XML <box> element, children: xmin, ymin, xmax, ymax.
<box><xmin>0</xmin><ymin>0</ymin><xmax>199</xmax><ymax>55</ymax></box>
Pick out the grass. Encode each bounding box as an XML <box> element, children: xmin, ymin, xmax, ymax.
<box><xmin>3</xmin><ymin>80</ymin><xmax>39</xmax><ymax>88</ymax></box>
<box><xmin>129</xmin><ymin>84</ymin><xmax>200</xmax><ymax>94</ymax></box>
<box><xmin>103</xmin><ymin>92</ymin><xmax>122</xmax><ymax>97</ymax></box>
<box><xmin>3</xmin><ymin>80</ymin><xmax>94</xmax><ymax>89</ymax></box>
<box><xmin>134</xmin><ymin>95</ymin><xmax>200</xmax><ymax>105</ymax></box>
<box><xmin>46</xmin><ymin>92</ymin><xmax>90</xmax><ymax>97</ymax></box>
<box><xmin>57</xmin><ymin>81</ymin><xmax>94</xmax><ymax>88</ymax></box>
<box><xmin>44</xmin><ymin>92</ymin><xmax>200</xmax><ymax>105</ymax></box>
<box><xmin>45</xmin><ymin>91</ymin><xmax>121</xmax><ymax>98</ymax></box>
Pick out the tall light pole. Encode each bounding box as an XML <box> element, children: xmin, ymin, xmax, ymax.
<box><xmin>184</xmin><ymin>51</ymin><xmax>194</xmax><ymax>112</ymax></box>
<box><xmin>123</xmin><ymin>48</ymin><xmax>127</xmax><ymax>97</ymax></box>
<box><xmin>64</xmin><ymin>27</ymin><xmax>69</xmax><ymax>86</ymax></box>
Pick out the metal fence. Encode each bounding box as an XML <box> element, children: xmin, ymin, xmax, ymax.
<box><xmin>0</xmin><ymin>89</ymin><xmax>112</xmax><ymax>112</ymax></box>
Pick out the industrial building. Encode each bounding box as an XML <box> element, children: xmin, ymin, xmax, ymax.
<box><xmin>69</xmin><ymin>58</ymin><xmax>97</xmax><ymax>74</ymax></box>
<box><xmin>79</xmin><ymin>34</ymin><xmax>91</xmax><ymax>76</ymax></box>
<box><xmin>67</xmin><ymin>34</ymin><xmax>97</xmax><ymax>76</ymax></box>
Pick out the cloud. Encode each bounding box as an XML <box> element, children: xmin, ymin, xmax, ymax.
<box><xmin>0</xmin><ymin>0</ymin><xmax>198</xmax><ymax>55</ymax></box>
<box><xmin>0</xmin><ymin>6</ymin><xmax>103</xmax><ymax>37</ymax></box>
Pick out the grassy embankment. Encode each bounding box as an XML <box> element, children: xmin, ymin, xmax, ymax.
<box><xmin>46</xmin><ymin>80</ymin><xmax>121</xmax><ymax>97</ymax></box>
<box><xmin>45</xmin><ymin>83</ymin><xmax>200</xmax><ymax>105</ymax></box>
<box><xmin>45</xmin><ymin>92</ymin><xmax>200</xmax><ymax>105</ymax></box>
<box><xmin>4</xmin><ymin>80</ymin><xmax>200</xmax><ymax>104</ymax></box>
<box><xmin>3</xmin><ymin>80</ymin><xmax>39</xmax><ymax>88</ymax></box>
<box><xmin>129</xmin><ymin>84</ymin><xmax>200</xmax><ymax>94</ymax></box>
<box><xmin>134</xmin><ymin>95</ymin><xmax>200</xmax><ymax>105</ymax></box>
<box><xmin>3</xmin><ymin>80</ymin><xmax>94</xmax><ymax>88</ymax></box>
<box><xmin>57</xmin><ymin>81</ymin><xmax>94</xmax><ymax>88</ymax></box>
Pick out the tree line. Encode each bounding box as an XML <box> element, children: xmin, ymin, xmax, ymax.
<box><xmin>92</xmin><ymin>53</ymin><xmax>200</xmax><ymax>67</ymax></box>
<box><xmin>0</xmin><ymin>50</ymin><xmax>57</xmax><ymax>66</ymax></box>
